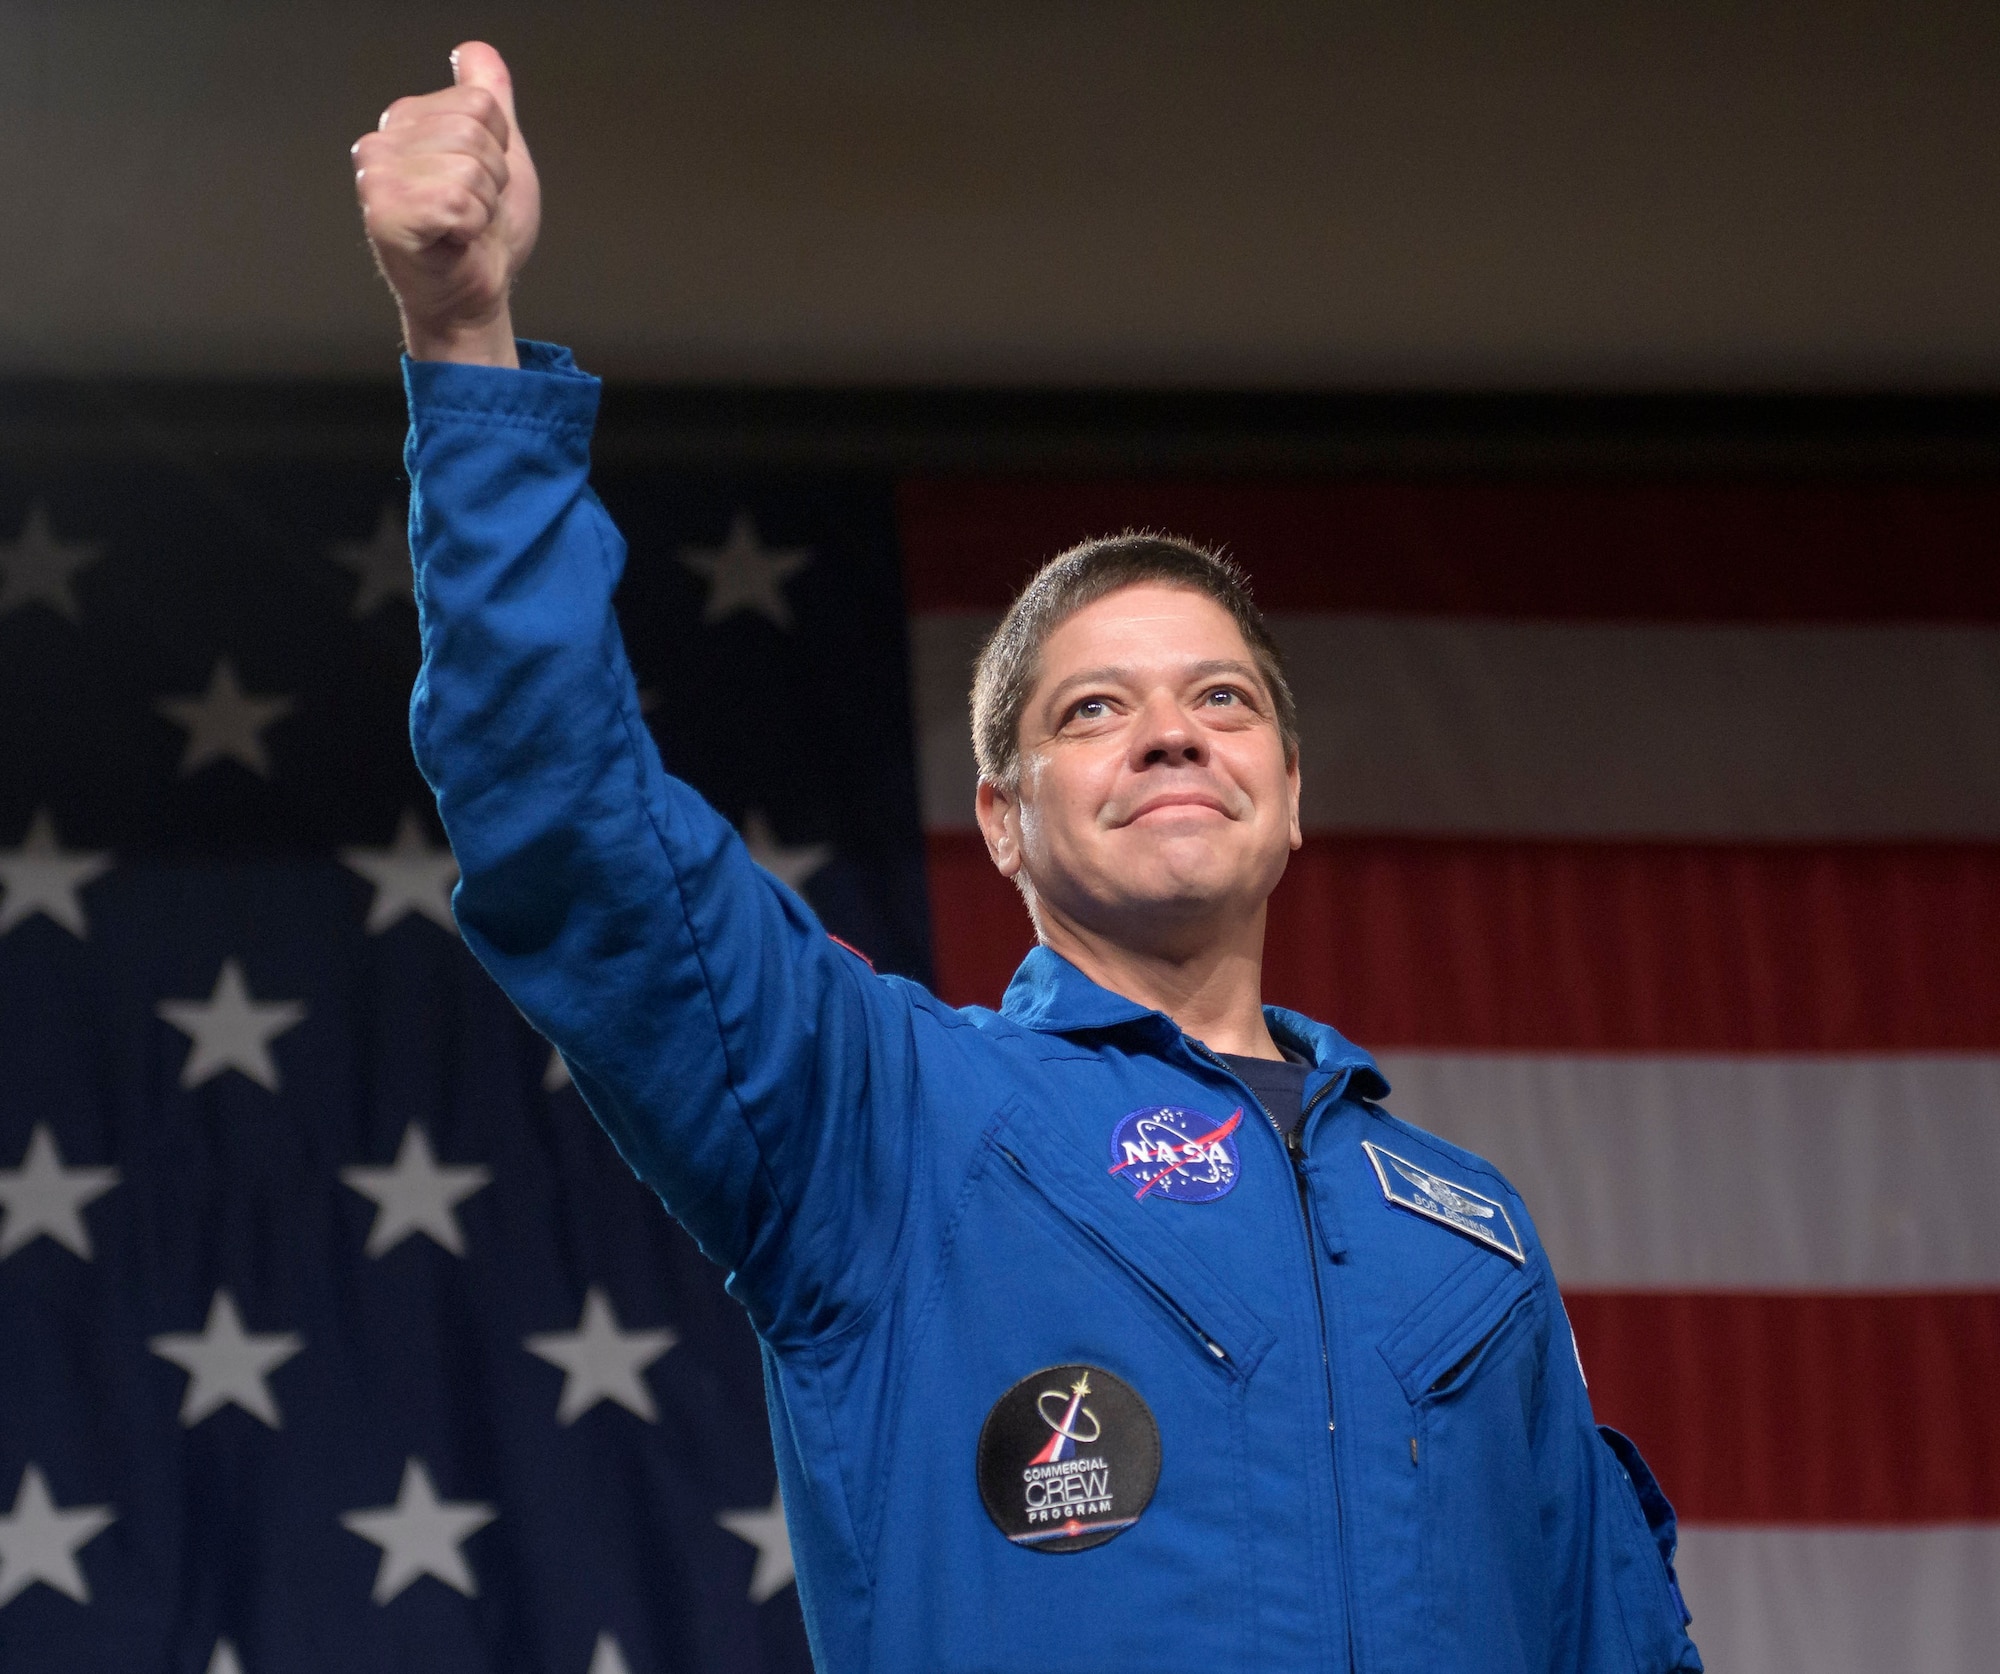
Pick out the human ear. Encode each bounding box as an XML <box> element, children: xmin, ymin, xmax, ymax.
<box><xmin>1287</xmin><ymin>757</ymin><xmax>1303</xmax><ymax>851</ymax></box>
<box><xmin>975</xmin><ymin>779</ymin><xmax>1023</xmax><ymax>879</ymax></box>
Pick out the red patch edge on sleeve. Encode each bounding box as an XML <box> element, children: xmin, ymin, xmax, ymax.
<box><xmin>827</xmin><ymin>934</ymin><xmax>876</xmax><ymax>970</ymax></box>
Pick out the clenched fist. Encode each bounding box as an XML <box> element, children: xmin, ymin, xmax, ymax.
<box><xmin>352</xmin><ymin>41</ymin><xmax>539</xmax><ymax>366</ymax></box>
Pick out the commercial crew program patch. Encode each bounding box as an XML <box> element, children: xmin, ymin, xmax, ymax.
<box><xmin>977</xmin><ymin>1364</ymin><xmax>1161</xmax><ymax>1552</ymax></box>
<box><xmin>1107</xmin><ymin>1106</ymin><xmax>1243</xmax><ymax>1203</ymax></box>
<box><xmin>1361</xmin><ymin>1140</ymin><xmax>1526</xmax><ymax>1264</ymax></box>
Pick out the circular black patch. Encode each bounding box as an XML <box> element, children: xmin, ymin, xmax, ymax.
<box><xmin>976</xmin><ymin>1364</ymin><xmax>1160</xmax><ymax>1553</ymax></box>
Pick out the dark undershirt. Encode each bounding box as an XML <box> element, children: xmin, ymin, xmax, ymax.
<box><xmin>1219</xmin><ymin>1051</ymin><xmax>1312</xmax><ymax>1139</ymax></box>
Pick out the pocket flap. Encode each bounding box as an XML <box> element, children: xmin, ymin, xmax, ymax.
<box><xmin>984</xmin><ymin>1103</ymin><xmax>1277</xmax><ymax>1379</ymax></box>
<box><xmin>1377</xmin><ymin>1246</ymin><xmax>1537</xmax><ymax>1405</ymax></box>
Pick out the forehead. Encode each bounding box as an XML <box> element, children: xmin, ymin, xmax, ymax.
<box><xmin>1035</xmin><ymin>583</ymin><xmax>1253</xmax><ymax>683</ymax></box>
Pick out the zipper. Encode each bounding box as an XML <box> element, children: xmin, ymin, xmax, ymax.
<box><xmin>993</xmin><ymin>1142</ymin><xmax>1238</xmax><ymax>1373</ymax></box>
<box><xmin>1189</xmin><ymin>1041</ymin><xmax>1355</xmax><ymax>1674</ymax></box>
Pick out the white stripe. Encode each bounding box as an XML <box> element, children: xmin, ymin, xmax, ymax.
<box><xmin>1373</xmin><ymin>1053</ymin><xmax>2000</xmax><ymax>1289</ymax></box>
<box><xmin>911</xmin><ymin>612</ymin><xmax>2000</xmax><ymax>837</ymax></box>
<box><xmin>1674</xmin><ymin>1523</ymin><xmax>2000</xmax><ymax>1674</ymax></box>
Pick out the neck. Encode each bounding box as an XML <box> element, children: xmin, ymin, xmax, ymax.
<box><xmin>1035</xmin><ymin>900</ymin><xmax>1281</xmax><ymax>1059</ymax></box>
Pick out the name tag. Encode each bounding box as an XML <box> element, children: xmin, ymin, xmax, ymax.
<box><xmin>1362</xmin><ymin>1140</ymin><xmax>1525</xmax><ymax>1264</ymax></box>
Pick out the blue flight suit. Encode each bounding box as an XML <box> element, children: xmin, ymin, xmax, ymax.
<box><xmin>403</xmin><ymin>343</ymin><xmax>1704</xmax><ymax>1674</ymax></box>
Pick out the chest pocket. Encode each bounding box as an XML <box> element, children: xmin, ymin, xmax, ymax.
<box><xmin>983</xmin><ymin>1108</ymin><xmax>1276</xmax><ymax>1383</ymax></box>
<box><xmin>1377</xmin><ymin>1247</ymin><xmax>1546</xmax><ymax>1674</ymax></box>
<box><xmin>894</xmin><ymin>1105</ymin><xmax>1277</xmax><ymax>1672</ymax></box>
<box><xmin>1378</xmin><ymin>1244</ymin><xmax>1539</xmax><ymax>1409</ymax></box>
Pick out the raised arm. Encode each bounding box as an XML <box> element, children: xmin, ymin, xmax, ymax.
<box><xmin>352</xmin><ymin>44</ymin><xmax>924</xmax><ymax>1341</ymax></box>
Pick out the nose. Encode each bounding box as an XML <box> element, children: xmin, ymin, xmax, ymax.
<box><xmin>1130</xmin><ymin>689</ymin><xmax>1207</xmax><ymax>769</ymax></box>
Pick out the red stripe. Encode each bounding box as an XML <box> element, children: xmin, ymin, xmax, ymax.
<box><xmin>898</xmin><ymin>478</ymin><xmax>2000</xmax><ymax>619</ymax></box>
<box><xmin>926</xmin><ymin>832</ymin><xmax>2000</xmax><ymax>1049</ymax></box>
<box><xmin>927</xmin><ymin>832</ymin><xmax>1038</xmax><ymax>1012</ymax></box>
<box><xmin>1568</xmin><ymin>1291</ymin><xmax>2000</xmax><ymax>1524</ymax></box>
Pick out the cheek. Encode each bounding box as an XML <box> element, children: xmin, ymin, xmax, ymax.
<box><xmin>1217</xmin><ymin>739</ymin><xmax>1291</xmax><ymax>813</ymax></box>
<box><xmin>1019</xmin><ymin>756</ymin><xmax>1110</xmax><ymax>856</ymax></box>
<box><xmin>1014</xmin><ymin>759</ymin><xmax>1062</xmax><ymax>853</ymax></box>
<box><xmin>1016</xmin><ymin>799</ymin><xmax>1046</xmax><ymax>854</ymax></box>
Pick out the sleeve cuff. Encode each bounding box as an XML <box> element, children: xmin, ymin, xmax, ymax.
<box><xmin>402</xmin><ymin>339</ymin><xmax>602</xmax><ymax>436</ymax></box>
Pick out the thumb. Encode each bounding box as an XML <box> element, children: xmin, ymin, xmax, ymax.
<box><xmin>450</xmin><ymin>40</ymin><xmax>518</xmax><ymax>129</ymax></box>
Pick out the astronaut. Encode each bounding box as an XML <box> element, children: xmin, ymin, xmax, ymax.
<box><xmin>353</xmin><ymin>42</ymin><xmax>1702</xmax><ymax>1673</ymax></box>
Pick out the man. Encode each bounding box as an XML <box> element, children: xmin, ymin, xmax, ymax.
<box><xmin>353</xmin><ymin>42</ymin><xmax>1702</xmax><ymax>1674</ymax></box>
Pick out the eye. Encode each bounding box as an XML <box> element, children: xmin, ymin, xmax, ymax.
<box><xmin>1067</xmin><ymin>696</ymin><xmax>1110</xmax><ymax>722</ymax></box>
<box><xmin>1202</xmin><ymin>687</ymin><xmax>1241</xmax><ymax>708</ymax></box>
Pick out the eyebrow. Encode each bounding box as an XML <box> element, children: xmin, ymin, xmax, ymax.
<box><xmin>1042</xmin><ymin>658</ymin><xmax>1267</xmax><ymax>712</ymax></box>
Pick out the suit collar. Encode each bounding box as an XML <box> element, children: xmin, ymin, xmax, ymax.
<box><xmin>999</xmin><ymin>945</ymin><xmax>1390</xmax><ymax>1099</ymax></box>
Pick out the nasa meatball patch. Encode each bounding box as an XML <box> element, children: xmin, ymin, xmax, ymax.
<box><xmin>977</xmin><ymin>1365</ymin><xmax>1161</xmax><ymax>1552</ymax></box>
<box><xmin>1107</xmin><ymin>1105</ymin><xmax>1243</xmax><ymax>1203</ymax></box>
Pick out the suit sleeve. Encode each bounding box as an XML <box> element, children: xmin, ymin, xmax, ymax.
<box><xmin>1536</xmin><ymin>1289</ymin><xmax>1705</xmax><ymax>1672</ymax></box>
<box><xmin>403</xmin><ymin>342</ymin><xmax>923</xmax><ymax>1341</ymax></box>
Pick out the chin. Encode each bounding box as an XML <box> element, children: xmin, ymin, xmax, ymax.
<box><xmin>1108</xmin><ymin>857</ymin><xmax>1246</xmax><ymax>918</ymax></box>
<box><xmin>1142</xmin><ymin>842</ymin><xmax>1292</xmax><ymax>919</ymax></box>
<box><xmin>1030</xmin><ymin>832</ymin><xmax>1286</xmax><ymax>936</ymax></box>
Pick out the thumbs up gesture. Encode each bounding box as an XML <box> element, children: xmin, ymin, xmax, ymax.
<box><xmin>352</xmin><ymin>42</ymin><xmax>540</xmax><ymax>366</ymax></box>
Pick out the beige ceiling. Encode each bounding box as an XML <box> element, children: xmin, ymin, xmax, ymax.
<box><xmin>2</xmin><ymin>2</ymin><xmax>1996</xmax><ymax>386</ymax></box>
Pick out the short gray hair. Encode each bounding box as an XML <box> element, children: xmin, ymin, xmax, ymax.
<box><xmin>969</xmin><ymin>532</ymin><xmax>1298</xmax><ymax>791</ymax></box>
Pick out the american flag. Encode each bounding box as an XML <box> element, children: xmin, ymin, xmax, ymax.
<box><xmin>0</xmin><ymin>446</ymin><xmax>928</xmax><ymax>1671</ymax></box>
<box><xmin>4</xmin><ymin>420</ymin><xmax>1997</xmax><ymax>1673</ymax></box>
